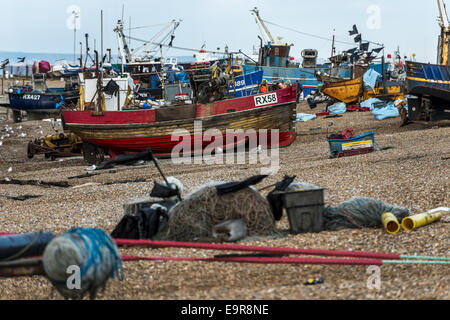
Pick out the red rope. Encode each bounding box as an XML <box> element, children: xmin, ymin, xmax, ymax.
<box><xmin>115</xmin><ymin>239</ymin><xmax>400</xmax><ymax>260</ymax></box>
<box><xmin>121</xmin><ymin>255</ymin><xmax>383</xmax><ymax>266</ymax></box>
<box><xmin>0</xmin><ymin>233</ymin><xmax>399</xmax><ymax>261</ymax></box>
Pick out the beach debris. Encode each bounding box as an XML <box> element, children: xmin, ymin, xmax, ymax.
<box><xmin>327</xmin><ymin>130</ymin><xmax>375</xmax><ymax>158</ymax></box>
<box><xmin>0</xmin><ymin>178</ymin><xmax>69</xmax><ymax>188</ymax></box>
<box><xmin>401</xmin><ymin>208</ymin><xmax>448</xmax><ymax>231</ymax></box>
<box><xmin>273</xmin><ymin>181</ymin><xmax>325</xmax><ymax>234</ymax></box>
<box><xmin>216</xmin><ymin>175</ymin><xmax>268</xmax><ymax>195</ymax></box>
<box><xmin>3</xmin><ymin>194</ymin><xmax>42</xmax><ymax>201</ymax></box>
<box><xmin>212</xmin><ymin>219</ymin><xmax>248</xmax><ymax>242</ymax></box>
<box><xmin>7</xmin><ymin>167</ymin><xmax>12</xmax><ymax>173</ymax></box>
<box><xmin>67</xmin><ymin>173</ymin><xmax>95</xmax><ymax>180</ymax></box>
<box><xmin>154</xmin><ymin>182</ymin><xmax>274</xmax><ymax>242</ymax></box>
<box><xmin>151</xmin><ymin>177</ymin><xmax>183</xmax><ymax>202</ymax></box>
<box><xmin>42</xmin><ymin>228</ymin><xmax>123</xmax><ymax>300</ymax></box>
<box><xmin>86</xmin><ymin>165</ymin><xmax>97</xmax><ymax>171</ymax></box>
<box><xmin>381</xmin><ymin>212</ymin><xmax>401</xmax><ymax>234</ymax></box>
<box><xmin>296</xmin><ymin>113</ymin><xmax>317</xmax><ymax>122</ymax></box>
<box><xmin>111</xmin><ymin>204</ymin><xmax>169</xmax><ymax>240</ymax></box>
<box><xmin>304</xmin><ymin>277</ymin><xmax>324</xmax><ymax>286</ymax></box>
<box><xmin>266</xmin><ymin>175</ymin><xmax>297</xmax><ymax>221</ymax></box>
<box><xmin>103</xmin><ymin>178</ymin><xmax>147</xmax><ymax>186</ymax></box>
<box><xmin>323</xmin><ymin>197</ymin><xmax>410</xmax><ymax>231</ymax></box>
<box><xmin>372</xmin><ymin>102</ymin><xmax>400</xmax><ymax>120</ymax></box>
<box><xmin>0</xmin><ymin>257</ymin><xmax>44</xmax><ymax>277</ymax></box>
<box><xmin>94</xmin><ymin>150</ymin><xmax>155</xmax><ymax>170</ymax></box>
<box><xmin>71</xmin><ymin>182</ymin><xmax>101</xmax><ymax>189</ymax></box>
<box><xmin>328</xmin><ymin>102</ymin><xmax>347</xmax><ymax>115</ymax></box>
<box><xmin>0</xmin><ymin>232</ymin><xmax>55</xmax><ymax>261</ymax></box>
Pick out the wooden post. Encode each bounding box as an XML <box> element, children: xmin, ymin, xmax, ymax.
<box><xmin>117</xmin><ymin>85</ymin><xmax>120</xmax><ymax>111</ymax></box>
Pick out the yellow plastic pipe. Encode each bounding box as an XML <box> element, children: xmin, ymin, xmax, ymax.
<box><xmin>401</xmin><ymin>211</ymin><xmax>443</xmax><ymax>232</ymax></box>
<box><xmin>381</xmin><ymin>212</ymin><xmax>400</xmax><ymax>234</ymax></box>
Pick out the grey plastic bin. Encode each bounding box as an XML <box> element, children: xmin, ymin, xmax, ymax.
<box><xmin>276</xmin><ymin>189</ymin><xmax>325</xmax><ymax>234</ymax></box>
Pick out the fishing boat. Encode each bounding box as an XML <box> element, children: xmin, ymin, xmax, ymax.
<box><xmin>61</xmin><ymin>75</ymin><xmax>297</xmax><ymax>163</ymax></box>
<box><xmin>404</xmin><ymin>0</ymin><xmax>450</xmax><ymax>121</ymax></box>
<box><xmin>7</xmin><ymin>72</ymin><xmax>80</xmax><ymax>122</ymax></box>
<box><xmin>406</xmin><ymin>61</ymin><xmax>450</xmax><ymax>121</ymax></box>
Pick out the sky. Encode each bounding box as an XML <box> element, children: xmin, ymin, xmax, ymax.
<box><xmin>0</xmin><ymin>0</ymin><xmax>445</xmax><ymax>63</ymax></box>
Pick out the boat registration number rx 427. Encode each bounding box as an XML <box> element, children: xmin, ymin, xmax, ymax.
<box><xmin>23</xmin><ymin>94</ymin><xmax>41</xmax><ymax>100</ymax></box>
<box><xmin>254</xmin><ymin>92</ymin><xmax>278</xmax><ymax>106</ymax></box>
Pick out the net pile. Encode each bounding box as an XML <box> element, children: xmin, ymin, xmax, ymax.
<box><xmin>154</xmin><ymin>183</ymin><xmax>275</xmax><ymax>241</ymax></box>
<box><xmin>323</xmin><ymin>197</ymin><xmax>410</xmax><ymax>231</ymax></box>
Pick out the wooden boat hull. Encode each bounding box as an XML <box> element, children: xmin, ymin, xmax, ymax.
<box><xmin>321</xmin><ymin>78</ymin><xmax>363</xmax><ymax>104</ymax></box>
<box><xmin>62</xmin><ymin>87</ymin><xmax>298</xmax><ymax>158</ymax></box>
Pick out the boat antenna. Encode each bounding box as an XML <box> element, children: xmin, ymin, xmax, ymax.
<box><xmin>330</xmin><ymin>29</ymin><xmax>336</xmax><ymax>80</ymax></box>
<box><xmin>72</xmin><ymin>9</ymin><xmax>80</xmax><ymax>64</ymax></box>
<box><xmin>80</xmin><ymin>41</ymin><xmax>83</xmax><ymax>69</ymax></box>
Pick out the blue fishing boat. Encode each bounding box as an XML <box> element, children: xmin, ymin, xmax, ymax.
<box><xmin>7</xmin><ymin>73</ymin><xmax>80</xmax><ymax>122</ymax></box>
<box><xmin>406</xmin><ymin>61</ymin><xmax>450</xmax><ymax>121</ymax></box>
<box><xmin>228</xmin><ymin>70</ymin><xmax>263</xmax><ymax>97</ymax></box>
<box><xmin>246</xmin><ymin>8</ymin><xmax>391</xmax><ymax>97</ymax></box>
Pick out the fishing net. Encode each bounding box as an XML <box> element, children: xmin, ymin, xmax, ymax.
<box><xmin>154</xmin><ymin>182</ymin><xmax>275</xmax><ymax>241</ymax></box>
<box><xmin>323</xmin><ymin>197</ymin><xmax>410</xmax><ymax>231</ymax></box>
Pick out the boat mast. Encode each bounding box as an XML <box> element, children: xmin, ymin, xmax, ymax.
<box><xmin>330</xmin><ymin>31</ymin><xmax>335</xmax><ymax>80</ymax></box>
<box><xmin>437</xmin><ymin>0</ymin><xmax>450</xmax><ymax>65</ymax></box>
<box><xmin>114</xmin><ymin>20</ymin><xmax>132</xmax><ymax>72</ymax></box>
<box><xmin>251</xmin><ymin>7</ymin><xmax>275</xmax><ymax>45</ymax></box>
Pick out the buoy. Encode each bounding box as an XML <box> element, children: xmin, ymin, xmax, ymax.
<box><xmin>401</xmin><ymin>211</ymin><xmax>442</xmax><ymax>232</ymax></box>
<box><xmin>42</xmin><ymin>228</ymin><xmax>123</xmax><ymax>300</ymax></box>
<box><xmin>381</xmin><ymin>212</ymin><xmax>400</xmax><ymax>234</ymax></box>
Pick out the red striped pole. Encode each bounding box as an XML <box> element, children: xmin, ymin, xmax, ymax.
<box><xmin>121</xmin><ymin>255</ymin><xmax>383</xmax><ymax>266</ymax></box>
<box><xmin>115</xmin><ymin>238</ymin><xmax>400</xmax><ymax>260</ymax></box>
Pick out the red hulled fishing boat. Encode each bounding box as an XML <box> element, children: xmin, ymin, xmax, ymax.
<box><xmin>62</xmin><ymin>81</ymin><xmax>297</xmax><ymax>163</ymax></box>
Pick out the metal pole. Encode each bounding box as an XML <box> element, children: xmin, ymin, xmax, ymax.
<box><xmin>101</xmin><ymin>10</ymin><xmax>104</xmax><ymax>67</ymax></box>
<box><xmin>73</xmin><ymin>13</ymin><xmax>77</xmax><ymax>64</ymax></box>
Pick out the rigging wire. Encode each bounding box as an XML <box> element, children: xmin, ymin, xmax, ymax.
<box><xmin>124</xmin><ymin>22</ymin><xmax>169</xmax><ymax>31</ymax></box>
<box><xmin>261</xmin><ymin>19</ymin><xmax>356</xmax><ymax>46</ymax></box>
<box><xmin>124</xmin><ymin>34</ymin><xmax>231</xmax><ymax>55</ymax></box>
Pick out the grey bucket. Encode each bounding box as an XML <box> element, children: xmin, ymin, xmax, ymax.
<box><xmin>276</xmin><ymin>189</ymin><xmax>325</xmax><ymax>234</ymax></box>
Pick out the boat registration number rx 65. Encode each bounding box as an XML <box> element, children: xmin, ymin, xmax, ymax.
<box><xmin>22</xmin><ymin>94</ymin><xmax>41</xmax><ymax>100</ymax></box>
<box><xmin>254</xmin><ymin>92</ymin><xmax>277</xmax><ymax>106</ymax></box>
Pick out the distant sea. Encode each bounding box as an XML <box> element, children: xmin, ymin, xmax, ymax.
<box><xmin>0</xmin><ymin>51</ymin><xmax>195</xmax><ymax>75</ymax></box>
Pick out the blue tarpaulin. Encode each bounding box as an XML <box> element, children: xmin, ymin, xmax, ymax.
<box><xmin>372</xmin><ymin>102</ymin><xmax>399</xmax><ymax>120</ymax></box>
<box><xmin>360</xmin><ymin>98</ymin><xmax>383</xmax><ymax>111</ymax></box>
<box><xmin>363</xmin><ymin>69</ymin><xmax>381</xmax><ymax>90</ymax></box>
<box><xmin>296</xmin><ymin>113</ymin><xmax>317</xmax><ymax>122</ymax></box>
<box><xmin>328</xmin><ymin>102</ymin><xmax>347</xmax><ymax>115</ymax></box>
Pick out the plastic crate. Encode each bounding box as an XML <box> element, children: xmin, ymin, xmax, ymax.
<box><xmin>276</xmin><ymin>189</ymin><xmax>325</xmax><ymax>234</ymax></box>
<box><xmin>327</xmin><ymin>131</ymin><xmax>375</xmax><ymax>158</ymax></box>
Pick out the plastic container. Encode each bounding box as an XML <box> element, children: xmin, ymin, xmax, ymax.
<box><xmin>276</xmin><ymin>189</ymin><xmax>325</xmax><ymax>234</ymax></box>
<box><xmin>327</xmin><ymin>131</ymin><xmax>376</xmax><ymax>158</ymax></box>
